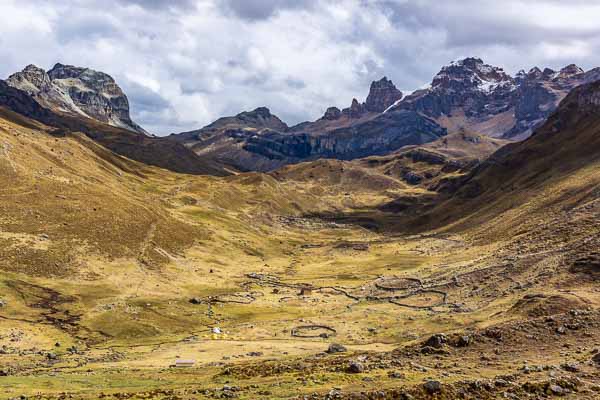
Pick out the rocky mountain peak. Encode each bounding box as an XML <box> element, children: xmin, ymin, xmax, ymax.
<box><xmin>22</xmin><ymin>64</ymin><xmax>47</xmax><ymax>76</ymax></box>
<box><xmin>322</xmin><ymin>106</ymin><xmax>342</xmax><ymax>120</ymax></box>
<box><xmin>48</xmin><ymin>63</ymin><xmax>87</xmax><ymax>79</ymax></box>
<box><xmin>398</xmin><ymin>57</ymin><xmax>600</xmax><ymax>140</ymax></box>
<box><xmin>452</xmin><ymin>57</ymin><xmax>486</xmax><ymax>71</ymax></box>
<box><xmin>7</xmin><ymin>64</ymin><xmax>52</xmax><ymax>95</ymax></box>
<box><xmin>5</xmin><ymin>63</ymin><xmax>146</xmax><ymax>134</ymax></box>
<box><xmin>233</xmin><ymin>107</ymin><xmax>288</xmax><ymax>131</ymax></box>
<box><xmin>335</xmin><ymin>77</ymin><xmax>403</xmax><ymax>119</ymax></box>
<box><xmin>247</xmin><ymin>106</ymin><xmax>272</xmax><ymax>118</ymax></box>
<box><xmin>529</xmin><ymin>66</ymin><xmax>542</xmax><ymax>75</ymax></box>
<box><xmin>523</xmin><ymin>67</ymin><xmax>543</xmax><ymax>80</ymax></box>
<box><xmin>515</xmin><ymin>69</ymin><xmax>528</xmax><ymax>80</ymax></box>
<box><xmin>540</xmin><ymin>68</ymin><xmax>556</xmax><ymax>80</ymax></box>
<box><xmin>48</xmin><ymin>63</ymin><xmax>115</xmax><ymax>84</ymax></box>
<box><xmin>48</xmin><ymin>63</ymin><xmax>125</xmax><ymax>99</ymax></box>
<box><xmin>365</xmin><ymin>77</ymin><xmax>403</xmax><ymax>112</ymax></box>
<box><xmin>344</xmin><ymin>98</ymin><xmax>366</xmax><ymax>118</ymax></box>
<box><xmin>431</xmin><ymin>57</ymin><xmax>514</xmax><ymax>94</ymax></box>
<box><xmin>560</xmin><ymin>64</ymin><xmax>584</xmax><ymax>75</ymax></box>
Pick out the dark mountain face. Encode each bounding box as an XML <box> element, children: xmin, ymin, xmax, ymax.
<box><xmin>243</xmin><ymin>110</ymin><xmax>446</xmax><ymax>162</ymax></box>
<box><xmin>408</xmin><ymin>78</ymin><xmax>600</xmax><ymax>233</ymax></box>
<box><xmin>168</xmin><ymin>78</ymin><xmax>441</xmax><ymax>172</ymax></box>
<box><xmin>335</xmin><ymin>77</ymin><xmax>402</xmax><ymax>119</ymax></box>
<box><xmin>399</xmin><ymin>57</ymin><xmax>516</xmax><ymax>119</ymax></box>
<box><xmin>6</xmin><ymin>63</ymin><xmax>146</xmax><ymax>134</ymax></box>
<box><xmin>395</xmin><ymin>58</ymin><xmax>600</xmax><ymax>140</ymax></box>
<box><xmin>0</xmin><ymin>79</ymin><xmax>57</xmax><ymax>124</ymax></box>
<box><xmin>364</xmin><ymin>77</ymin><xmax>403</xmax><ymax>112</ymax></box>
<box><xmin>168</xmin><ymin>57</ymin><xmax>600</xmax><ymax>173</ymax></box>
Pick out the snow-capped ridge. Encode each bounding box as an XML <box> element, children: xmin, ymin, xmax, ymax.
<box><xmin>431</xmin><ymin>57</ymin><xmax>514</xmax><ymax>94</ymax></box>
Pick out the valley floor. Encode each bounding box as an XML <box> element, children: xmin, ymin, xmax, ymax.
<box><xmin>1</xmin><ymin>114</ymin><xmax>600</xmax><ymax>399</ymax></box>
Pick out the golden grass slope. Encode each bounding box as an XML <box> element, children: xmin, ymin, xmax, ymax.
<box><xmin>417</xmin><ymin>81</ymin><xmax>600</xmax><ymax>241</ymax></box>
<box><xmin>0</xmin><ymin>107</ymin><xmax>204</xmax><ymax>277</ymax></box>
<box><xmin>1</xmin><ymin>99</ymin><xmax>600</xmax><ymax>399</ymax></box>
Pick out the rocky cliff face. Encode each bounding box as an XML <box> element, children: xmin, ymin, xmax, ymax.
<box><xmin>244</xmin><ymin>110</ymin><xmax>445</xmax><ymax>162</ymax></box>
<box><xmin>395</xmin><ymin>58</ymin><xmax>600</xmax><ymax>139</ymax></box>
<box><xmin>336</xmin><ymin>77</ymin><xmax>402</xmax><ymax>118</ymax></box>
<box><xmin>365</xmin><ymin>77</ymin><xmax>403</xmax><ymax>112</ymax></box>
<box><xmin>6</xmin><ymin>64</ymin><xmax>146</xmax><ymax>134</ymax></box>
<box><xmin>0</xmin><ymin>76</ymin><xmax>223</xmax><ymax>176</ymax></box>
<box><xmin>0</xmin><ymin>79</ymin><xmax>57</xmax><ymax>124</ymax></box>
<box><xmin>170</xmin><ymin>57</ymin><xmax>600</xmax><ymax>173</ymax></box>
<box><xmin>402</xmin><ymin>57</ymin><xmax>515</xmax><ymax>119</ymax></box>
<box><xmin>169</xmin><ymin>79</ymin><xmax>441</xmax><ymax>172</ymax></box>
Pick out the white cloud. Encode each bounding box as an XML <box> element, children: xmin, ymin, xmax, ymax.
<box><xmin>1</xmin><ymin>0</ymin><xmax>600</xmax><ymax>135</ymax></box>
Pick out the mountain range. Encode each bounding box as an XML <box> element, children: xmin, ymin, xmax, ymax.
<box><xmin>2</xmin><ymin>56</ymin><xmax>600</xmax><ymax>398</ymax></box>
<box><xmin>2</xmin><ymin>58</ymin><xmax>598</xmax><ymax>175</ymax></box>
<box><xmin>168</xmin><ymin>57</ymin><xmax>600</xmax><ymax>172</ymax></box>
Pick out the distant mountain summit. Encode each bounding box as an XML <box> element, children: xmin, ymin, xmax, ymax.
<box><xmin>6</xmin><ymin>63</ymin><xmax>146</xmax><ymax>134</ymax></box>
<box><xmin>316</xmin><ymin>76</ymin><xmax>403</xmax><ymax>121</ymax></box>
<box><xmin>396</xmin><ymin>57</ymin><xmax>600</xmax><ymax>139</ymax></box>
<box><xmin>0</xmin><ymin>64</ymin><xmax>226</xmax><ymax>175</ymax></box>
<box><xmin>431</xmin><ymin>57</ymin><xmax>514</xmax><ymax>93</ymax></box>
<box><xmin>205</xmin><ymin>106</ymin><xmax>288</xmax><ymax>132</ymax></box>
<box><xmin>169</xmin><ymin>77</ymin><xmax>443</xmax><ymax>172</ymax></box>
<box><xmin>168</xmin><ymin>57</ymin><xmax>600</xmax><ymax>172</ymax></box>
<box><xmin>365</xmin><ymin>77</ymin><xmax>403</xmax><ymax>112</ymax></box>
<box><xmin>4</xmin><ymin>57</ymin><xmax>600</xmax><ymax>176</ymax></box>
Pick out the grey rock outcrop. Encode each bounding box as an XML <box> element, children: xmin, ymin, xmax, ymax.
<box><xmin>396</xmin><ymin>58</ymin><xmax>600</xmax><ymax>139</ymax></box>
<box><xmin>365</xmin><ymin>77</ymin><xmax>403</xmax><ymax>112</ymax></box>
<box><xmin>169</xmin><ymin>78</ymin><xmax>443</xmax><ymax>172</ymax></box>
<box><xmin>322</xmin><ymin>107</ymin><xmax>342</xmax><ymax>120</ymax></box>
<box><xmin>168</xmin><ymin>57</ymin><xmax>600</xmax><ymax>173</ymax></box>
<box><xmin>6</xmin><ymin>63</ymin><xmax>146</xmax><ymax>134</ymax></box>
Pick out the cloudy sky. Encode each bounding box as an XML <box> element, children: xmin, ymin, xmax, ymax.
<box><xmin>2</xmin><ymin>0</ymin><xmax>600</xmax><ymax>135</ymax></box>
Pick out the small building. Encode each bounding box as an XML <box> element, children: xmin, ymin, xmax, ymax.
<box><xmin>175</xmin><ymin>359</ymin><xmax>196</xmax><ymax>368</ymax></box>
<box><xmin>299</xmin><ymin>286</ymin><xmax>313</xmax><ymax>296</ymax></box>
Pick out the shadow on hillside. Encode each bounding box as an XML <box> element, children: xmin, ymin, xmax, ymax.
<box><xmin>302</xmin><ymin>193</ymin><xmax>442</xmax><ymax>234</ymax></box>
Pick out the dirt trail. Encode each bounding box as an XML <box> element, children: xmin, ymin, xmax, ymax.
<box><xmin>138</xmin><ymin>221</ymin><xmax>157</xmax><ymax>265</ymax></box>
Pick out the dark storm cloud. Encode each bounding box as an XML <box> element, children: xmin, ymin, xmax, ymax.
<box><xmin>122</xmin><ymin>81</ymin><xmax>171</xmax><ymax>113</ymax></box>
<box><xmin>384</xmin><ymin>0</ymin><xmax>600</xmax><ymax>48</ymax></box>
<box><xmin>2</xmin><ymin>0</ymin><xmax>600</xmax><ymax>134</ymax></box>
<box><xmin>219</xmin><ymin>0</ymin><xmax>317</xmax><ymax>21</ymax></box>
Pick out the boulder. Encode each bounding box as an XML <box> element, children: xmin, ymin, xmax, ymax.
<box><xmin>326</xmin><ymin>343</ymin><xmax>347</xmax><ymax>354</ymax></box>
<box><xmin>348</xmin><ymin>360</ymin><xmax>364</xmax><ymax>373</ymax></box>
<box><xmin>457</xmin><ymin>335</ymin><xmax>471</xmax><ymax>347</ymax></box>
<box><xmin>424</xmin><ymin>333</ymin><xmax>447</xmax><ymax>349</ymax></box>
<box><xmin>423</xmin><ymin>380</ymin><xmax>442</xmax><ymax>394</ymax></box>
